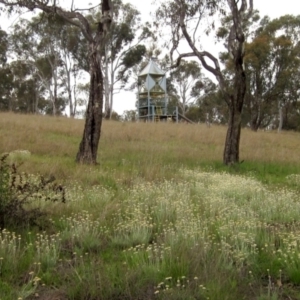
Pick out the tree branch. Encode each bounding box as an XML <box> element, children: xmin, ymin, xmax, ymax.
<box><xmin>0</xmin><ymin>0</ymin><xmax>94</xmax><ymax>42</ymax></box>
<box><xmin>170</xmin><ymin>52</ymin><xmax>196</xmax><ymax>69</ymax></box>
<box><xmin>72</xmin><ymin>4</ymin><xmax>101</xmax><ymax>12</ymax></box>
<box><xmin>179</xmin><ymin>8</ymin><xmax>227</xmax><ymax>93</ymax></box>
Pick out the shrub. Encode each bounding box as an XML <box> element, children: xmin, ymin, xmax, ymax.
<box><xmin>0</xmin><ymin>153</ymin><xmax>66</xmax><ymax>230</ymax></box>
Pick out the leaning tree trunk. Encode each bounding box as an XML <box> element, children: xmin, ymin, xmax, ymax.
<box><xmin>223</xmin><ymin>61</ymin><xmax>246</xmax><ymax>165</ymax></box>
<box><xmin>76</xmin><ymin>44</ymin><xmax>103</xmax><ymax>164</ymax></box>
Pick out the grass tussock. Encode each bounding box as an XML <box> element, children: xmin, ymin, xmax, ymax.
<box><xmin>1</xmin><ymin>112</ymin><xmax>300</xmax><ymax>299</ymax></box>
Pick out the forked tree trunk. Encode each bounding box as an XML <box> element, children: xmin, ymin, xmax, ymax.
<box><xmin>76</xmin><ymin>45</ymin><xmax>103</xmax><ymax>164</ymax></box>
<box><xmin>174</xmin><ymin>0</ymin><xmax>252</xmax><ymax>165</ymax></box>
<box><xmin>250</xmin><ymin>118</ymin><xmax>259</xmax><ymax>132</ymax></box>
<box><xmin>250</xmin><ymin>113</ymin><xmax>262</xmax><ymax>131</ymax></box>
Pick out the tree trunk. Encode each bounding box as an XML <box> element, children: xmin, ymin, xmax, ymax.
<box><xmin>250</xmin><ymin>113</ymin><xmax>259</xmax><ymax>131</ymax></box>
<box><xmin>223</xmin><ymin>59</ymin><xmax>246</xmax><ymax>165</ymax></box>
<box><xmin>49</xmin><ymin>86</ymin><xmax>57</xmax><ymax>116</ymax></box>
<box><xmin>223</xmin><ymin>105</ymin><xmax>242</xmax><ymax>165</ymax></box>
<box><xmin>76</xmin><ymin>44</ymin><xmax>103</xmax><ymax>164</ymax></box>
<box><xmin>278</xmin><ymin>103</ymin><xmax>283</xmax><ymax>132</ymax></box>
<box><xmin>109</xmin><ymin>84</ymin><xmax>113</xmax><ymax>119</ymax></box>
<box><xmin>8</xmin><ymin>97</ymin><xmax>12</xmax><ymax>111</ymax></box>
<box><xmin>249</xmin><ymin>96</ymin><xmax>263</xmax><ymax>131</ymax></box>
<box><xmin>104</xmin><ymin>45</ymin><xmax>110</xmax><ymax>119</ymax></box>
<box><xmin>109</xmin><ymin>62</ymin><xmax>114</xmax><ymax>119</ymax></box>
<box><xmin>73</xmin><ymin>84</ymin><xmax>77</xmax><ymax>117</ymax></box>
<box><xmin>66</xmin><ymin>66</ymin><xmax>74</xmax><ymax>117</ymax></box>
<box><xmin>53</xmin><ymin>72</ymin><xmax>58</xmax><ymax>116</ymax></box>
<box><xmin>249</xmin><ymin>100</ymin><xmax>259</xmax><ymax>131</ymax></box>
<box><xmin>34</xmin><ymin>87</ymin><xmax>39</xmax><ymax>114</ymax></box>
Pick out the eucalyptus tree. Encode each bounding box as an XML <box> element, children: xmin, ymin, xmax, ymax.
<box><xmin>170</xmin><ymin>60</ymin><xmax>203</xmax><ymax>116</ymax></box>
<box><xmin>0</xmin><ymin>28</ymin><xmax>13</xmax><ymax>111</ymax></box>
<box><xmin>102</xmin><ymin>0</ymin><xmax>149</xmax><ymax>119</ymax></box>
<box><xmin>0</xmin><ymin>66</ymin><xmax>13</xmax><ymax>111</ymax></box>
<box><xmin>10</xmin><ymin>12</ymin><xmax>88</xmax><ymax>117</ymax></box>
<box><xmin>9</xmin><ymin>60</ymin><xmax>47</xmax><ymax>113</ymax></box>
<box><xmin>189</xmin><ymin>80</ymin><xmax>228</xmax><ymax>125</ymax></box>
<box><xmin>243</xmin><ymin>15</ymin><xmax>300</xmax><ymax>131</ymax></box>
<box><xmin>0</xmin><ymin>0</ymin><xmax>112</xmax><ymax>164</ymax></box>
<box><xmin>40</xmin><ymin>14</ymin><xmax>88</xmax><ymax>117</ymax></box>
<box><xmin>156</xmin><ymin>0</ymin><xmax>254</xmax><ymax>165</ymax></box>
<box><xmin>10</xmin><ymin>17</ymin><xmax>64</xmax><ymax>115</ymax></box>
<box><xmin>0</xmin><ymin>28</ymin><xmax>8</xmax><ymax>66</ymax></box>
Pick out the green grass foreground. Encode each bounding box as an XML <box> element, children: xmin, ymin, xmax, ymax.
<box><xmin>1</xmin><ymin>112</ymin><xmax>300</xmax><ymax>299</ymax></box>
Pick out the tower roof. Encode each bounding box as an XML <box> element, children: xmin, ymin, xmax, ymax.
<box><xmin>139</xmin><ymin>59</ymin><xmax>165</xmax><ymax>77</ymax></box>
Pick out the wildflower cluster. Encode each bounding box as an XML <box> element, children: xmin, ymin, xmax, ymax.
<box><xmin>153</xmin><ymin>275</ymin><xmax>209</xmax><ymax>298</ymax></box>
<box><xmin>0</xmin><ymin>229</ymin><xmax>20</xmax><ymax>259</ymax></box>
<box><xmin>112</xmin><ymin>169</ymin><xmax>300</xmax><ymax>294</ymax></box>
<box><xmin>286</xmin><ymin>173</ymin><xmax>300</xmax><ymax>184</ymax></box>
<box><xmin>59</xmin><ymin>211</ymin><xmax>109</xmax><ymax>239</ymax></box>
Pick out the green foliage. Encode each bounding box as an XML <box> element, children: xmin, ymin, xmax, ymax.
<box><xmin>122</xmin><ymin>109</ymin><xmax>138</xmax><ymax>121</ymax></box>
<box><xmin>240</xmin><ymin>14</ymin><xmax>300</xmax><ymax>130</ymax></box>
<box><xmin>0</xmin><ymin>154</ymin><xmax>10</xmax><ymax>211</ymax></box>
<box><xmin>122</xmin><ymin>45</ymin><xmax>147</xmax><ymax>68</ymax></box>
<box><xmin>0</xmin><ymin>65</ymin><xmax>13</xmax><ymax>111</ymax></box>
<box><xmin>118</xmin><ymin>44</ymin><xmax>147</xmax><ymax>83</ymax></box>
<box><xmin>5</xmin><ymin>12</ymin><xmax>86</xmax><ymax>116</ymax></box>
<box><xmin>0</xmin><ymin>28</ymin><xmax>8</xmax><ymax>66</ymax></box>
<box><xmin>169</xmin><ymin>60</ymin><xmax>204</xmax><ymax>115</ymax></box>
<box><xmin>102</xmin><ymin>0</ymin><xmax>153</xmax><ymax>119</ymax></box>
<box><xmin>0</xmin><ymin>153</ymin><xmax>66</xmax><ymax>230</ymax></box>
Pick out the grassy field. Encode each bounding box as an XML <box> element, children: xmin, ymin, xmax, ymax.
<box><xmin>1</xmin><ymin>112</ymin><xmax>300</xmax><ymax>299</ymax></box>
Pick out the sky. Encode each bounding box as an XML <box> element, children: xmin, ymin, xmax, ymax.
<box><xmin>2</xmin><ymin>0</ymin><xmax>300</xmax><ymax>115</ymax></box>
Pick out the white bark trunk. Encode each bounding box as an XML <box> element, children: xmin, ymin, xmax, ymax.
<box><xmin>278</xmin><ymin>102</ymin><xmax>283</xmax><ymax>132</ymax></box>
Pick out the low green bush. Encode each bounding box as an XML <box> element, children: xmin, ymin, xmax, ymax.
<box><xmin>0</xmin><ymin>153</ymin><xmax>66</xmax><ymax>230</ymax></box>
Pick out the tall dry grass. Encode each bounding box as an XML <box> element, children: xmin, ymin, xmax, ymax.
<box><xmin>1</xmin><ymin>112</ymin><xmax>299</xmax><ymax>184</ymax></box>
